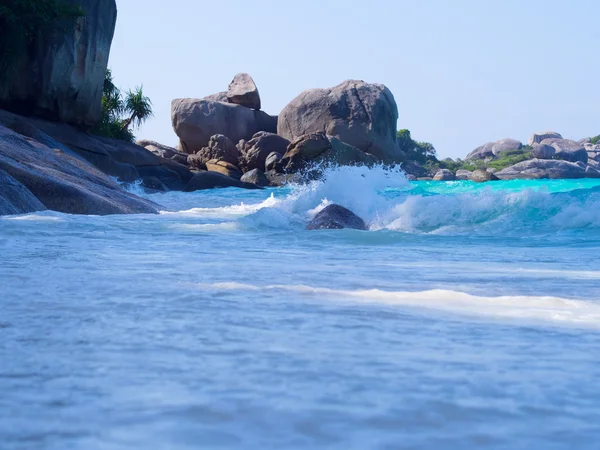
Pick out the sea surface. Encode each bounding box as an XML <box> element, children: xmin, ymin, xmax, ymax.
<box><xmin>2</xmin><ymin>166</ymin><xmax>600</xmax><ymax>449</ymax></box>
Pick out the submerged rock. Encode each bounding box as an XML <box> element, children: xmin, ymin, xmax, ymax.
<box><xmin>278</xmin><ymin>80</ymin><xmax>402</xmax><ymax>162</ymax></box>
<box><xmin>307</xmin><ymin>204</ymin><xmax>368</xmax><ymax>231</ymax></box>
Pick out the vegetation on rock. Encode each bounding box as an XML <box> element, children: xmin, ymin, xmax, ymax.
<box><xmin>0</xmin><ymin>0</ymin><xmax>83</xmax><ymax>80</ymax></box>
<box><xmin>93</xmin><ymin>70</ymin><xmax>153</xmax><ymax>142</ymax></box>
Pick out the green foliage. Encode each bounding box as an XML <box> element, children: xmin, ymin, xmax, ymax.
<box><xmin>396</xmin><ymin>129</ymin><xmax>436</xmax><ymax>164</ymax></box>
<box><xmin>93</xmin><ymin>70</ymin><xmax>153</xmax><ymax>142</ymax></box>
<box><xmin>0</xmin><ymin>0</ymin><xmax>83</xmax><ymax>79</ymax></box>
<box><xmin>485</xmin><ymin>152</ymin><xmax>532</xmax><ymax>170</ymax></box>
<box><xmin>591</xmin><ymin>135</ymin><xmax>600</xmax><ymax>145</ymax></box>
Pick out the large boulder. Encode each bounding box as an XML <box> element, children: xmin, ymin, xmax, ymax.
<box><xmin>455</xmin><ymin>169</ymin><xmax>473</xmax><ymax>180</ymax></box>
<box><xmin>0</xmin><ymin>0</ymin><xmax>117</xmax><ymax>128</ymax></box>
<box><xmin>183</xmin><ymin>171</ymin><xmax>262</xmax><ymax>192</ymax></box>
<box><xmin>193</xmin><ymin>134</ymin><xmax>240</xmax><ymax>166</ymax></box>
<box><xmin>241</xmin><ymin>132</ymin><xmax>290</xmax><ymax>172</ymax></box>
<box><xmin>227</xmin><ymin>73</ymin><xmax>261</xmax><ymax>110</ymax></box>
<box><xmin>0</xmin><ymin>169</ymin><xmax>46</xmax><ymax>215</ymax></box>
<box><xmin>265</xmin><ymin>152</ymin><xmax>282</xmax><ymax>172</ymax></box>
<box><xmin>531</xmin><ymin>143</ymin><xmax>555</xmax><ymax>160</ymax></box>
<box><xmin>277</xmin><ymin>80</ymin><xmax>401</xmax><ymax>162</ymax></box>
<box><xmin>264</xmin><ymin>170</ymin><xmax>301</xmax><ymax>187</ymax></box>
<box><xmin>171</xmin><ymin>99</ymin><xmax>277</xmax><ymax>154</ymax></box>
<box><xmin>471</xmin><ymin>169</ymin><xmax>499</xmax><ymax>182</ymax></box>
<box><xmin>205</xmin><ymin>159</ymin><xmax>242</xmax><ymax>180</ymax></box>
<box><xmin>307</xmin><ymin>204</ymin><xmax>368</xmax><ymax>231</ymax></box>
<box><xmin>465</xmin><ymin>142</ymin><xmax>495</xmax><ymax>160</ymax></box>
<box><xmin>540</xmin><ymin>138</ymin><xmax>588</xmax><ymax>163</ymax></box>
<box><xmin>492</xmin><ymin>138</ymin><xmax>522</xmax><ymax>156</ymax></box>
<box><xmin>528</xmin><ymin>132</ymin><xmax>562</xmax><ymax>146</ymax></box>
<box><xmin>496</xmin><ymin>159</ymin><xmax>587</xmax><ymax>180</ymax></box>
<box><xmin>279</xmin><ymin>132</ymin><xmax>375</xmax><ymax>172</ymax></box>
<box><xmin>403</xmin><ymin>161</ymin><xmax>429</xmax><ymax>178</ymax></box>
<box><xmin>240</xmin><ymin>169</ymin><xmax>269</xmax><ymax>187</ymax></box>
<box><xmin>433</xmin><ymin>169</ymin><xmax>455</xmax><ymax>181</ymax></box>
<box><xmin>203</xmin><ymin>92</ymin><xmax>229</xmax><ymax>102</ymax></box>
<box><xmin>0</xmin><ymin>125</ymin><xmax>158</xmax><ymax>215</ymax></box>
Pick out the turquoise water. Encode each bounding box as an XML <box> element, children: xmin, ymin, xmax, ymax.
<box><xmin>2</xmin><ymin>167</ymin><xmax>600</xmax><ymax>449</ymax></box>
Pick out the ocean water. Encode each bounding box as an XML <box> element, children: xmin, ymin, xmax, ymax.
<box><xmin>2</xmin><ymin>166</ymin><xmax>600</xmax><ymax>449</ymax></box>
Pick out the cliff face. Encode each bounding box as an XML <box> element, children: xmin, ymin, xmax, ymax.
<box><xmin>0</xmin><ymin>0</ymin><xmax>117</xmax><ymax>128</ymax></box>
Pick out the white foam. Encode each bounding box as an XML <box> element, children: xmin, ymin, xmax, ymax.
<box><xmin>197</xmin><ymin>282</ymin><xmax>600</xmax><ymax>328</ymax></box>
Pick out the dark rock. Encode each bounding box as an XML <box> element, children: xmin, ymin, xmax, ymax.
<box><xmin>585</xmin><ymin>165</ymin><xmax>600</xmax><ymax>178</ymax></box>
<box><xmin>240</xmin><ymin>169</ymin><xmax>269</xmax><ymax>187</ymax></box>
<box><xmin>183</xmin><ymin>171</ymin><xmax>262</xmax><ymax>191</ymax></box>
<box><xmin>140</xmin><ymin>176</ymin><xmax>168</xmax><ymax>192</ymax></box>
<box><xmin>278</xmin><ymin>80</ymin><xmax>401</xmax><ymax>162</ymax></box>
<box><xmin>280</xmin><ymin>132</ymin><xmax>375</xmax><ymax>172</ymax></box>
<box><xmin>265</xmin><ymin>152</ymin><xmax>282</xmax><ymax>172</ymax></box>
<box><xmin>465</xmin><ymin>142</ymin><xmax>495</xmax><ymax>160</ymax></box>
<box><xmin>0</xmin><ymin>0</ymin><xmax>117</xmax><ymax>127</ymax></box>
<box><xmin>492</xmin><ymin>138</ymin><xmax>522</xmax><ymax>156</ymax></box>
<box><xmin>307</xmin><ymin>204</ymin><xmax>368</xmax><ymax>231</ymax></box>
<box><xmin>0</xmin><ymin>168</ymin><xmax>46</xmax><ymax>215</ymax></box>
<box><xmin>205</xmin><ymin>159</ymin><xmax>242</xmax><ymax>180</ymax></box>
<box><xmin>529</xmin><ymin>132</ymin><xmax>562</xmax><ymax>146</ymax></box>
<box><xmin>540</xmin><ymin>138</ymin><xmax>587</xmax><ymax>163</ymax></box>
<box><xmin>471</xmin><ymin>169</ymin><xmax>499</xmax><ymax>182</ymax></box>
<box><xmin>194</xmin><ymin>134</ymin><xmax>240</xmax><ymax>165</ymax></box>
<box><xmin>531</xmin><ymin>144</ymin><xmax>555</xmax><ymax>159</ymax></box>
<box><xmin>433</xmin><ymin>169</ymin><xmax>455</xmax><ymax>181</ymax></box>
<box><xmin>0</xmin><ymin>125</ymin><xmax>158</xmax><ymax>215</ymax></box>
<box><xmin>227</xmin><ymin>73</ymin><xmax>261</xmax><ymax>110</ymax></box>
<box><xmin>171</xmin><ymin>99</ymin><xmax>277</xmax><ymax>154</ymax></box>
<box><xmin>496</xmin><ymin>159</ymin><xmax>587</xmax><ymax>179</ymax></box>
<box><xmin>137</xmin><ymin>139</ymin><xmax>188</xmax><ymax>164</ymax></box>
<box><xmin>187</xmin><ymin>154</ymin><xmax>208</xmax><ymax>171</ymax></box>
<box><xmin>264</xmin><ymin>170</ymin><xmax>301</xmax><ymax>187</ymax></box>
<box><xmin>241</xmin><ymin>132</ymin><xmax>290</xmax><ymax>172</ymax></box>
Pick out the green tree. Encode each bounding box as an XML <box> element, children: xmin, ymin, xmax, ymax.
<box><xmin>94</xmin><ymin>71</ymin><xmax>153</xmax><ymax>142</ymax></box>
<box><xmin>121</xmin><ymin>87</ymin><xmax>153</xmax><ymax>131</ymax></box>
<box><xmin>397</xmin><ymin>129</ymin><xmax>437</xmax><ymax>164</ymax></box>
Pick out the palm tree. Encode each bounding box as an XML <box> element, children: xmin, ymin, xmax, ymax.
<box><xmin>121</xmin><ymin>86</ymin><xmax>153</xmax><ymax>131</ymax></box>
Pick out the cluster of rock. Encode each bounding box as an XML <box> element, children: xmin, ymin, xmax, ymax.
<box><xmin>167</xmin><ymin>76</ymin><xmax>403</xmax><ymax>188</ymax></box>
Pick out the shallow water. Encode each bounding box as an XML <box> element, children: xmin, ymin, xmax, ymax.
<box><xmin>2</xmin><ymin>167</ymin><xmax>600</xmax><ymax>449</ymax></box>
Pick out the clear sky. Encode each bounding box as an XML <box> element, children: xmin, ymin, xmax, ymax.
<box><xmin>109</xmin><ymin>0</ymin><xmax>600</xmax><ymax>159</ymax></box>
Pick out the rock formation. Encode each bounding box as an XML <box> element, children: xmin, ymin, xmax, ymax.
<box><xmin>307</xmin><ymin>204</ymin><xmax>368</xmax><ymax>231</ymax></box>
<box><xmin>227</xmin><ymin>73</ymin><xmax>261</xmax><ymax>110</ymax></box>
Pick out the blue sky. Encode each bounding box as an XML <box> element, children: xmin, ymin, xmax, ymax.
<box><xmin>109</xmin><ymin>0</ymin><xmax>600</xmax><ymax>159</ymax></box>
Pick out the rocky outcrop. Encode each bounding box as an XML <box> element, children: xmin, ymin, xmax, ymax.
<box><xmin>136</xmin><ymin>140</ymin><xmax>188</xmax><ymax>166</ymax></box>
<box><xmin>183</xmin><ymin>171</ymin><xmax>262</xmax><ymax>192</ymax></box>
<box><xmin>0</xmin><ymin>124</ymin><xmax>158</xmax><ymax>215</ymax></box>
<box><xmin>171</xmin><ymin>99</ymin><xmax>277</xmax><ymax>154</ymax></box>
<box><xmin>528</xmin><ymin>132</ymin><xmax>562</xmax><ymax>146</ymax></box>
<box><xmin>539</xmin><ymin>138</ymin><xmax>587</xmax><ymax>163</ymax></box>
<box><xmin>279</xmin><ymin>132</ymin><xmax>376</xmax><ymax>172</ymax></box>
<box><xmin>205</xmin><ymin>159</ymin><xmax>242</xmax><ymax>180</ymax></box>
<box><xmin>193</xmin><ymin>134</ymin><xmax>240</xmax><ymax>166</ymax></box>
<box><xmin>0</xmin><ymin>0</ymin><xmax>117</xmax><ymax>128</ymax></box>
<box><xmin>531</xmin><ymin>143</ymin><xmax>555</xmax><ymax>159</ymax></box>
<box><xmin>492</xmin><ymin>138</ymin><xmax>522</xmax><ymax>156</ymax></box>
<box><xmin>433</xmin><ymin>169</ymin><xmax>455</xmax><ymax>181</ymax></box>
<box><xmin>278</xmin><ymin>80</ymin><xmax>401</xmax><ymax>162</ymax></box>
<box><xmin>471</xmin><ymin>169</ymin><xmax>499</xmax><ymax>182</ymax></box>
<box><xmin>496</xmin><ymin>159</ymin><xmax>587</xmax><ymax>179</ymax></box>
<box><xmin>455</xmin><ymin>169</ymin><xmax>473</xmax><ymax>180</ymax></box>
<box><xmin>307</xmin><ymin>204</ymin><xmax>368</xmax><ymax>231</ymax></box>
<box><xmin>241</xmin><ymin>132</ymin><xmax>290</xmax><ymax>172</ymax></box>
<box><xmin>465</xmin><ymin>142</ymin><xmax>495</xmax><ymax>160</ymax></box>
<box><xmin>0</xmin><ymin>169</ymin><xmax>46</xmax><ymax>216</ymax></box>
<box><xmin>227</xmin><ymin>73</ymin><xmax>261</xmax><ymax>110</ymax></box>
<box><xmin>403</xmin><ymin>161</ymin><xmax>429</xmax><ymax>178</ymax></box>
<box><xmin>203</xmin><ymin>92</ymin><xmax>229</xmax><ymax>103</ymax></box>
<box><xmin>0</xmin><ymin>109</ymin><xmax>194</xmax><ymax>191</ymax></box>
<box><xmin>265</xmin><ymin>152</ymin><xmax>282</xmax><ymax>172</ymax></box>
<box><xmin>240</xmin><ymin>169</ymin><xmax>269</xmax><ymax>187</ymax></box>
<box><xmin>264</xmin><ymin>170</ymin><xmax>301</xmax><ymax>187</ymax></box>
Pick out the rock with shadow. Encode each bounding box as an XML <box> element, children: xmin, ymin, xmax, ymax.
<box><xmin>307</xmin><ymin>204</ymin><xmax>368</xmax><ymax>231</ymax></box>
